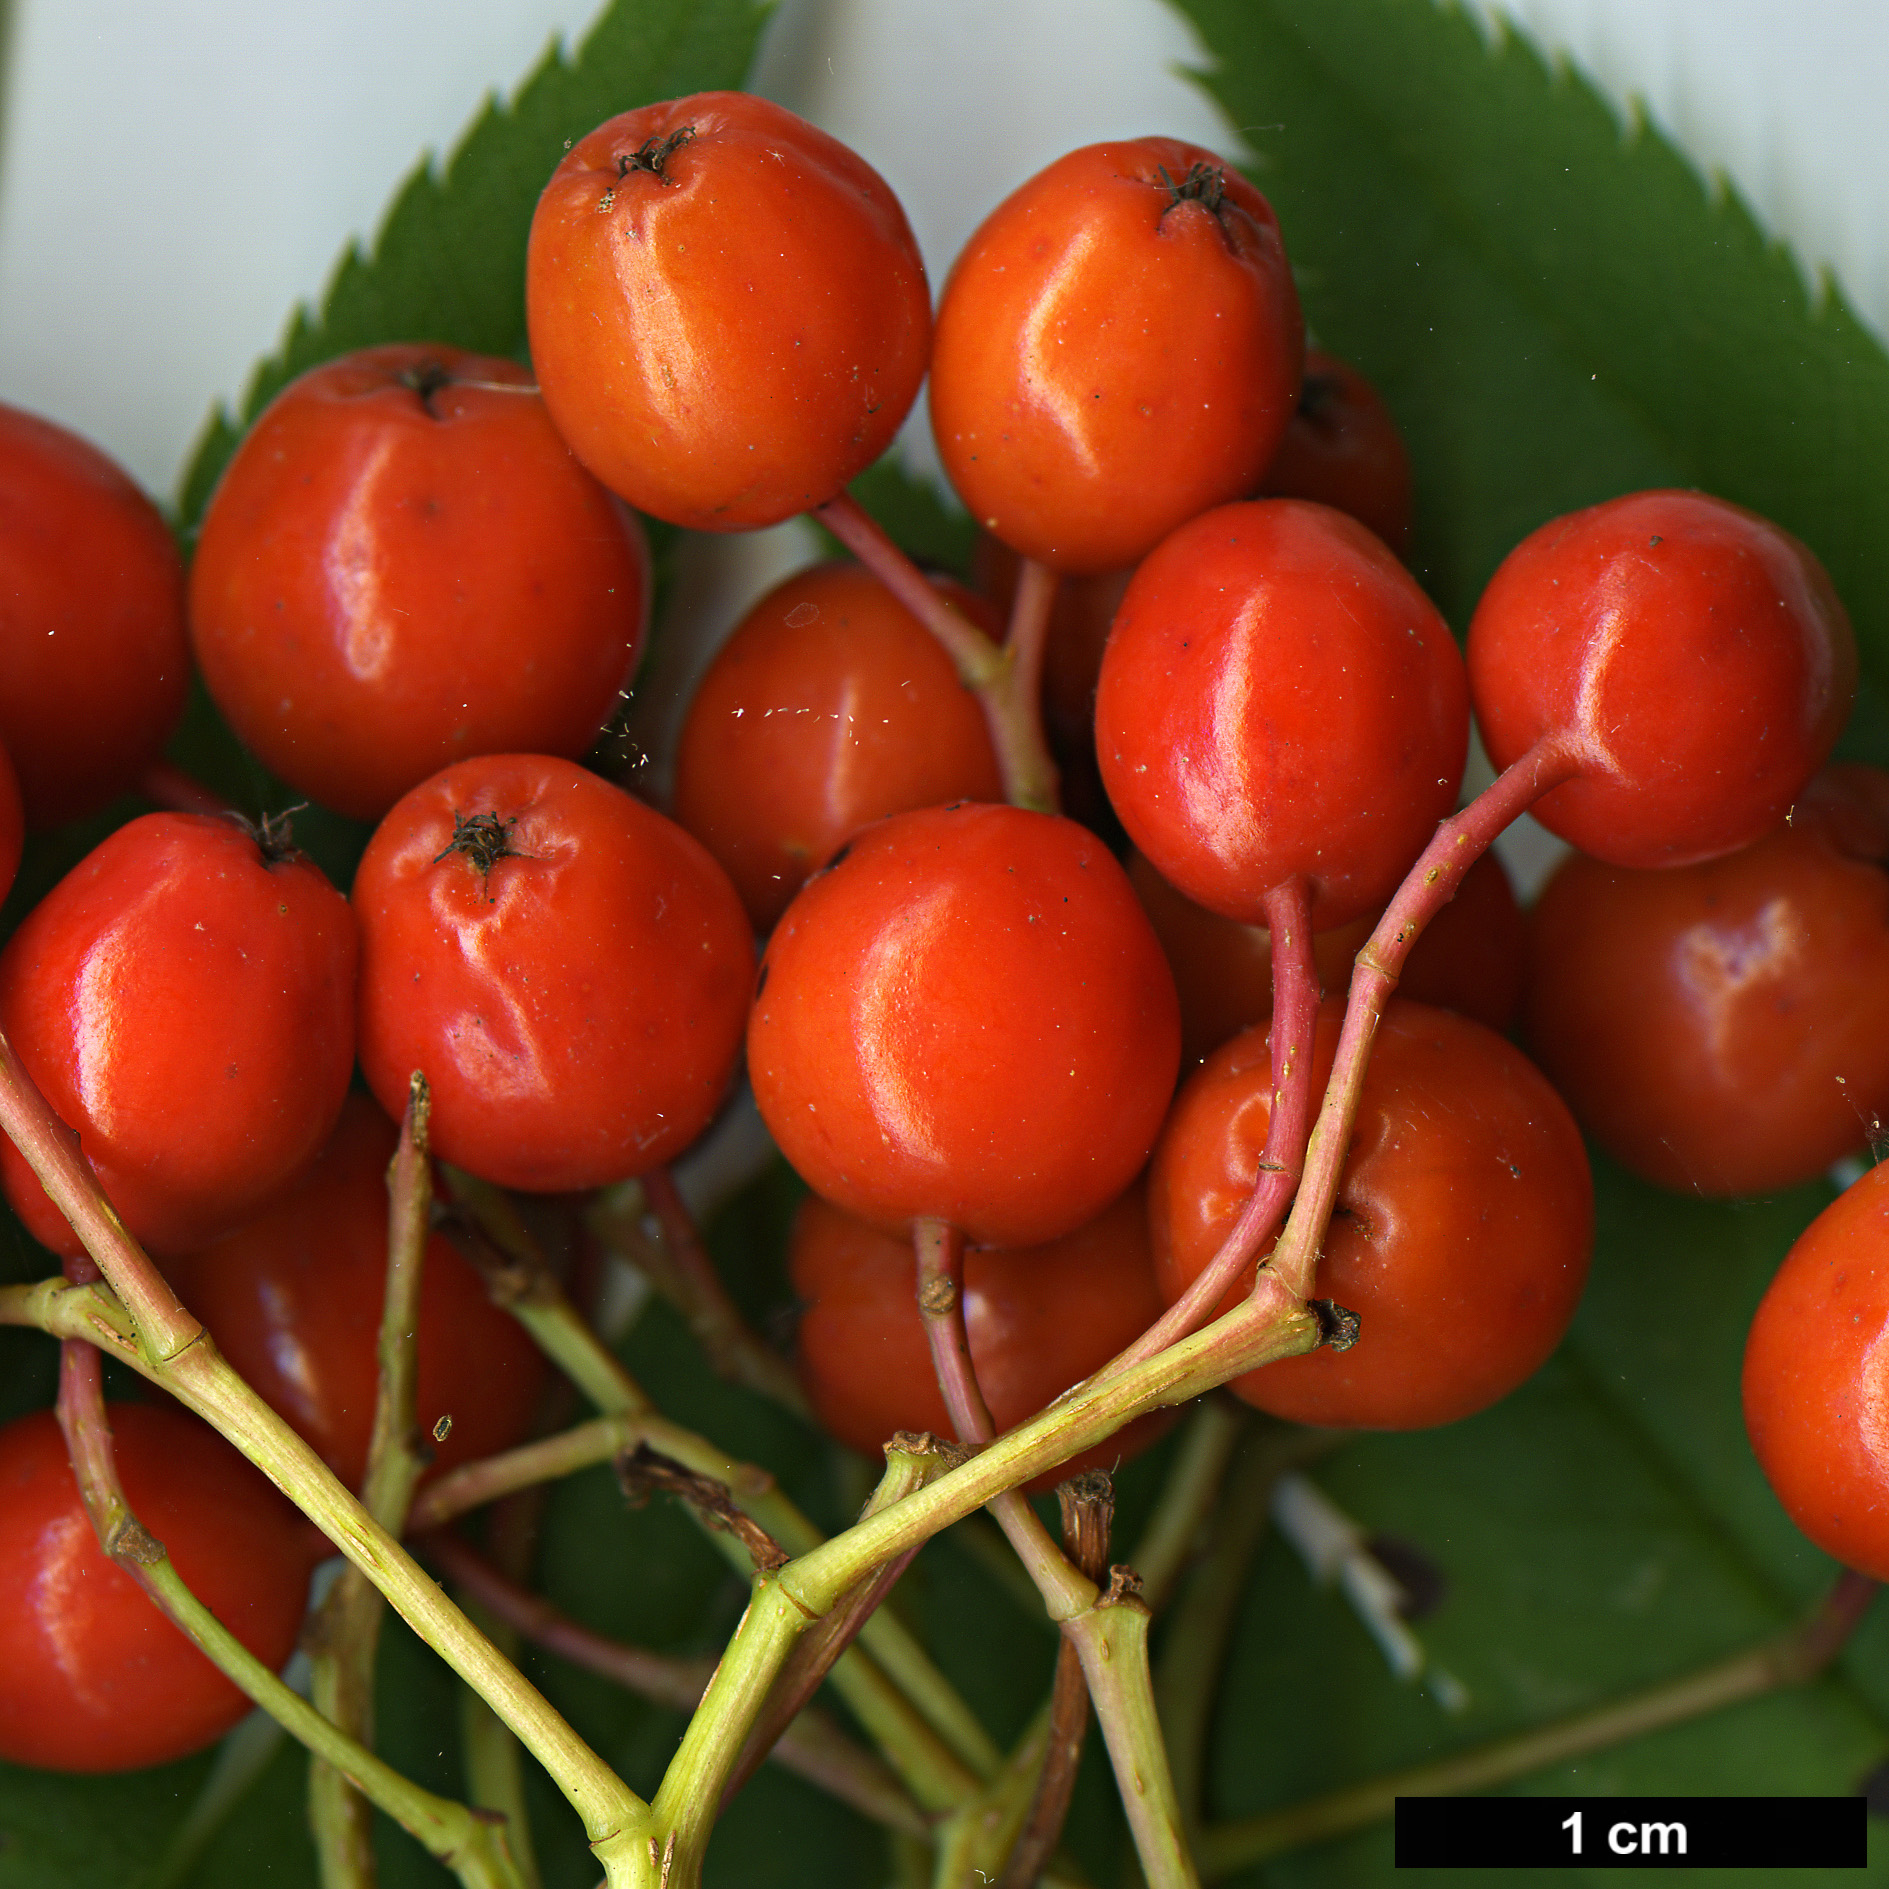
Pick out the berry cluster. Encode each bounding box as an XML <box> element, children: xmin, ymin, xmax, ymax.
<box><xmin>0</xmin><ymin>83</ymin><xmax>1878</xmax><ymax>1886</ymax></box>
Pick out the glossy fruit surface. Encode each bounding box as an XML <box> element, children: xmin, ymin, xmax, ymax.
<box><xmin>791</xmin><ymin>1187</ymin><xmax>1173</xmax><ymax>1488</ymax></box>
<box><xmin>1525</xmin><ymin>764</ymin><xmax>1889</xmax><ymax>1197</ymax></box>
<box><xmin>672</xmin><ymin>561</ymin><xmax>1003</xmax><ymax>929</ymax></box>
<box><xmin>1151</xmin><ymin>999</ymin><xmax>1592</xmax><ymax>1428</ymax></box>
<box><xmin>1255</xmin><ymin>349</ymin><xmax>1413</xmax><ymax>557</ymax></box>
<box><xmin>0</xmin><ymin>813</ymin><xmax>357</xmax><ymax>1257</ymax></box>
<box><xmin>930</xmin><ymin>139</ymin><xmax>1302</xmax><ymax>574</ymax></box>
<box><xmin>1131</xmin><ymin>845</ymin><xmax>1525</xmax><ymax>1067</ymax></box>
<box><xmin>0</xmin><ymin>401</ymin><xmax>190</xmax><ymax>826</ymax></box>
<box><xmin>353</xmin><ymin>754</ymin><xmax>753</xmax><ymax>1191</ymax></box>
<box><xmin>188</xmin><ymin>344</ymin><xmax>651</xmax><ymax>821</ymax></box>
<box><xmin>1095</xmin><ymin>499</ymin><xmax>1469</xmax><ymax>929</ymax></box>
<box><xmin>1743</xmin><ymin>1159</ymin><xmax>1889</xmax><ymax>1579</ymax></box>
<box><xmin>0</xmin><ymin>1402</ymin><xmax>315</xmax><ymax>1773</ymax></box>
<box><xmin>1468</xmin><ymin>489</ymin><xmax>1856</xmax><ymax>868</ymax></box>
<box><xmin>749</xmin><ymin>801</ymin><xmax>1180</xmax><ymax>1248</ymax></box>
<box><xmin>162</xmin><ymin>1093</ymin><xmax>548</xmax><ymax>1490</ymax></box>
<box><xmin>526</xmin><ymin>92</ymin><xmax>930</xmax><ymax>531</ymax></box>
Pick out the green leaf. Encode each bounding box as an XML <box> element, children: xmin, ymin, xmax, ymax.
<box><xmin>173</xmin><ymin>0</ymin><xmax>771</xmax><ymax>529</ymax></box>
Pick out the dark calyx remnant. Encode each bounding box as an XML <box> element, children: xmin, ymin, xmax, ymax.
<box><xmin>398</xmin><ymin>359</ymin><xmax>454</xmax><ymax>418</ymax></box>
<box><xmin>228</xmin><ymin>804</ymin><xmax>307</xmax><ymax>867</ymax></box>
<box><xmin>1155</xmin><ymin>161</ymin><xmax>1227</xmax><ymax>221</ymax></box>
<box><xmin>435</xmin><ymin>810</ymin><xmax>529</xmax><ymax>900</ymax></box>
<box><xmin>617</xmin><ymin>126</ymin><xmax>695</xmax><ymax>184</ymax></box>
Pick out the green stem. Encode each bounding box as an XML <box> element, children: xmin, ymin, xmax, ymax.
<box><xmin>914</xmin><ymin>1216</ymin><xmax>1093</xmax><ymax>1619</ymax></box>
<box><xmin>458</xmin><ymin>1478</ymin><xmax>552</xmax><ymax>1889</ymax></box>
<box><xmin>1196</xmin><ymin>1569</ymin><xmax>1878</xmax><ymax>1878</ymax></box>
<box><xmin>52</xmin><ymin>1313</ymin><xmax>528</xmax><ymax>1889</ymax></box>
<box><xmin>648</xmin><ymin>1575</ymin><xmax>811</xmax><ymax>1883</ymax></box>
<box><xmin>782</xmin><ymin>1279</ymin><xmax>1324</xmax><ymax>1617</ymax></box>
<box><xmin>311</xmin><ymin>1073</ymin><xmax>436</xmax><ymax>1887</ymax></box>
<box><xmin>1</xmin><ymin>1271</ymin><xmax>649</xmax><ymax>1867</ymax></box>
<box><xmin>722</xmin><ymin>1442</ymin><xmax>937</xmax><ymax>1806</ymax></box>
<box><xmin>427</xmin><ymin>1530</ymin><xmax>929</xmax><ymax>1839</ymax></box>
<box><xmin>997</xmin><ymin>1475</ymin><xmax>1115</xmax><ymax>1889</ymax></box>
<box><xmin>1066</xmin><ymin>1584</ymin><xmax>1198</xmax><ymax>1889</ymax></box>
<box><xmin>932</xmin><ymin>1703</ymin><xmax>1056</xmax><ymax>1887</ymax></box>
<box><xmin>466</xmin><ymin>1259</ymin><xmax>1004</xmax><ymax>1797</ymax></box>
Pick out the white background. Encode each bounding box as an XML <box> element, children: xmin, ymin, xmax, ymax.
<box><xmin>2</xmin><ymin>0</ymin><xmax>1886</xmax><ymax>501</ymax></box>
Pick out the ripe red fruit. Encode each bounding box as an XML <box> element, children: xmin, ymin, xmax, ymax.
<box><xmin>1524</xmin><ymin>764</ymin><xmax>1889</xmax><ymax>1197</ymax></box>
<box><xmin>1151</xmin><ymin>1000</ymin><xmax>1593</xmax><ymax>1428</ymax></box>
<box><xmin>0</xmin><ymin>1402</ymin><xmax>316</xmax><ymax>1773</ymax></box>
<box><xmin>0</xmin><ymin>401</ymin><xmax>189</xmax><ymax>827</ymax></box>
<box><xmin>1743</xmin><ymin>1158</ymin><xmax>1889</xmax><ymax>1579</ymax></box>
<box><xmin>161</xmin><ymin>1093</ymin><xmax>548</xmax><ymax>1490</ymax></box>
<box><xmin>526</xmin><ymin>92</ymin><xmax>931</xmax><ymax>532</ymax></box>
<box><xmin>1255</xmin><ymin>349</ymin><xmax>1414</xmax><ymax>558</ymax></box>
<box><xmin>1095</xmin><ymin>499</ymin><xmax>1469</xmax><ymax>930</ymax></box>
<box><xmin>188</xmin><ymin>344</ymin><xmax>651</xmax><ymax>822</ymax></box>
<box><xmin>0</xmin><ymin>812</ymin><xmax>357</xmax><ymax>1257</ymax></box>
<box><xmin>748</xmin><ymin>801</ymin><xmax>1180</xmax><ymax>1249</ymax></box>
<box><xmin>930</xmin><ymin>139</ymin><xmax>1302</xmax><ymax>575</ymax></box>
<box><xmin>671</xmin><ymin>561</ymin><xmax>1003</xmax><ymax>930</ymax></box>
<box><xmin>353</xmin><ymin>754</ymin><xmax>753</xmax><ymax>1192</ymax></box>
<box><xmin>1468</xmin><ymin>489</ymin><xmax>1856</xmax><ymax>868</ymax></box>
<box><xmin>790</xmin><ymin>1187</ymin><xmax>1173</xmax><ymax>1489</ymax></box>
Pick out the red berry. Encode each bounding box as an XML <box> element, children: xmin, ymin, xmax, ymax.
<box><xmin>0</xmin><ymin>1402</ymin><xmax>316</xmax><ymax>1773</ymax></box>
<box><xmin>161</xmin><ymin>1093</ymin><xmax>548</xmax><ymax>1490</ymax></box>
<box><xmin>1095</xmin><ymin>499</ymin><xmax>1469</xmax><ymax>930</ymax></box>
<box><xmin>749</xmin><ymin>801</ymin><xmax>1180</xmax><ymax>1248</ymax></box>
<box><xmin>0</xmin><ymin>402</ymin><xmax>189</xmax><ymax>827</ymax></box>
<box><xmin>1524</xmin><ymin>764</ymin><xmax>1889</xmax><ymax>1197</ymax></box>
<box><xmin>790</xmin><ymin>1186</ymin><xmax>1173</xmax><ymax>1489</ymax></box>
<box><xmin>672</xmin><ymin>561</ymin><xmax>1003</xmax><ymax>930</ymax></box>
<box><xmin>353</xmin><ymin>754</ymin><xmax>753</xmax><ymax>1192</ymax></box>
<box><xmin>188</xmin><ymin>344</ymin><xmax>651</xmax><ymax>822</ymax></box>
<box><xmin>1151</xmin><ymin>999</ymin><xmax>1592</xmax><ymax>1428</ymax></box>
<box><xmin>1468</xmin><ymin>490</ymin><xmax>1856</xmax><ymax>868</ymax></box>
<box><xmin>526</xmin><ymin>93</ymin><xmax>931</xmax><ymax>532</ymax></box>
<box><xmin>1255</xmin><ymin>349</ymin><xmax>1414</xmax><ymax>558</ymax></box>
<box><xmin>0</xmin><ymin>812</ymin><xmax>357</xmax><ymax>1257</ymax></box>
<box><xmin>930</xmin><ymin>139</ymin><xmax>1302</xmax><ymax>575</ymax></box>
<box><xmin>1743</xmin><ymin>1159</ymin><xmax>1889</xmax><ymax>1579</ymax></box>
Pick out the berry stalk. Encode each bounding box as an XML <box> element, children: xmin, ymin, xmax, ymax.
<box><xmin>1111</xmin><ymin>874</ymin><xmax>1319</xmax><ymax>1369</ymax></box>
<box><xmin>52</xmin><ymin>1298</ymin><xmax>531</xmax><ymax>1889</ymax></box>
<box><xmin>914</xmin><ymin>1216</ymin><xmax>1096</xmax><ymax>1616</ymax></box>
<box><xmin>814</xmin><ymin>490</ymin><xmax>1060</xmax><ymax>810</ymax></box>
<box><xmin>426</xmin><ymin>1529</ymin><xmax>930</xmax><ymax>1836</ymax></box>
<box><xmin>308</xmin><ymin>1073</ymin><xmax>439</xmax><ymax>1887</ymax></box>
<box><xmin>1264</xmin><ymin>738</ymin><xmax>1576</xmax><ymax>1303</ymax></box>
<box><xmin>0</xmin><ymin>1035</ymin><xmax>653</xmax><ymax>1868</ymax></box>
<box><xmin>438</xmin><ymin>1221</ymin><xmax>1004</xmax><ymax>1808</ymax></box>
